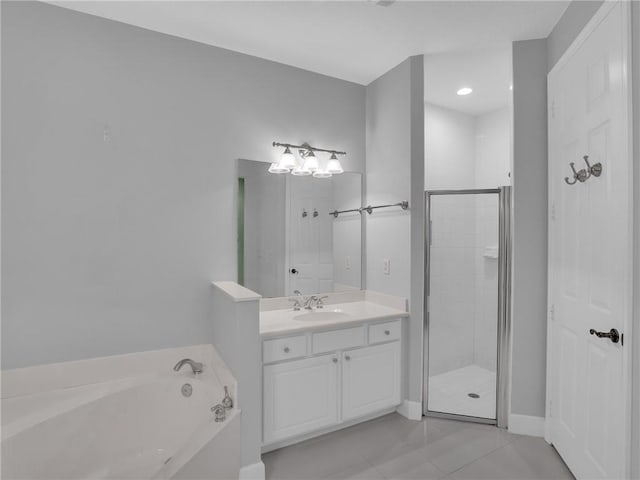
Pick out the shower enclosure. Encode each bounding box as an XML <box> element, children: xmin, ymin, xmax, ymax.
<box><xmin>423</xmin><ymin>187</ymin><xmax>511</xmax><ymax>426</ymax></box>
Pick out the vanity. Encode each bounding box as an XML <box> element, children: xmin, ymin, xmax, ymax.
<box><xmin>259</xmin><ymin>293</ymin><xmax>408</xmax><ymax>450</ymax></box>
<box><xmin>235</xmin><ymin>158</ymin><xmax>410</xmax><ymax>452</ymax></box>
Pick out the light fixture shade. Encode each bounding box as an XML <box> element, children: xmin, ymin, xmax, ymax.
<box><xmin>313</xmin><ymin>170</ymin><xmax>332</xmax><ymax>179</ymax></box>
<box><xmin>279</xmin><ymin>146</ymin><xmax>297</xmax><ymax>169</ymax></box>
<box><xmin>302</xmin><ymin>151</ymin><xmax>319</xmax><ymax>172</ymax></box>
<box><xmin>326</xmin><ymin>153</ymin><xmax>344</xmax><ymax>174</ymax></box>
<box><xmin>268</xmin><ymin>162</ymin><xmax>289</xmax><ymax>174</ymax></box>
<box><xmin>291</xmin><ymin>166</ymin><xmax>312</xmax><ymax>176</ymax></box>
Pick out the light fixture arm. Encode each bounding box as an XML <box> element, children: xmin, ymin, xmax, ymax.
<box><xmin>272</xmin><ymin>141</ymin><xmax>346</xmax><ymax>156</ymax></box>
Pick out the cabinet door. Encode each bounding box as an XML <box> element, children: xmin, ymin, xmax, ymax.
<box><xmin>263</xmin><ymin>355</ymin><xmax>339</xmax><ymax>444</ymax></box>
<box><xmin>342</xmin><ymin>342</ymin><xmax>401</xmax><ymax>421</ymax></box>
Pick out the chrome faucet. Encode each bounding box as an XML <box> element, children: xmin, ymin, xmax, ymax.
<box><xmin>289</xmin><ymin>290</ymin><xmax>304</xmax><ymax>311</ymax></box>
<box><xmin>315</xmin><ymin>295</ymin><xmax>329</xmax><ymax>309</ymax></box>
<box><xmin>304</xmin><ymin>295</ymin><xmax>319</xmax><ymax>310</ymax></box>
<box><xmin>173</xmin><ymin>358</ymin><xmax>204</xmax><ymax>374</ymax></box>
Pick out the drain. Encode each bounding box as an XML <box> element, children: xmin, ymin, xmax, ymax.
<box><xmin>468</xmin><ymin>393</ymin><xmax>480</xmax><ymax>399</ymax></box>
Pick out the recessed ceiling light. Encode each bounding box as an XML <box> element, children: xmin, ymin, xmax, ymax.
<box><xmin>457</xmin><ymin>87</ymin><xmax>473</xmax><ymax>96</ymax></box>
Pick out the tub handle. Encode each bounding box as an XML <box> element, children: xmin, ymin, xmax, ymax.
<box><xmin>211</xmin><ymin>404</ymin><xmax>226</xmax><ymax>422</ymax></box>
<box><xmin>222</xmin><ymin>386</ymin><xmax>233</xmax><ymax>410</ymax></box>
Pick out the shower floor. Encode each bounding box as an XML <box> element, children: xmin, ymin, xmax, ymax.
<box><xmin>427</xmin><ymin>364</ymin><xmax>496</xmax><ymax>420</ymax></box>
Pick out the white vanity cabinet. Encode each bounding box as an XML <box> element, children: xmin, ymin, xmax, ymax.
<box><xmin>263</xmin><ymin>354</ymin><xmax>339</xmax><ymax>444</ymax></box>
<box><xmin>262</xmin><ymin>319</ymin><xmax>402</xmax><ymax>447</ymax></box>
<box><xmin>342</xmin><ymin>341</ymin><xmax>401</xmax><ymax>421</ymax></box>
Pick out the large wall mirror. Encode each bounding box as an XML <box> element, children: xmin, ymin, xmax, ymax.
<box><xmin>237</xmin><ymin>159</ymin><xmax>363</xmax><ymax>297</ymax></box>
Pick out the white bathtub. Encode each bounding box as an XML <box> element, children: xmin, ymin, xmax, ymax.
<box><xmin>1</xmin><ymin>346</ymin><xmax>240</xmax><ymax>480</ymax></box>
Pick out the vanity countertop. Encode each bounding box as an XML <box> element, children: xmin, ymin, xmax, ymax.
<box><xmin>259</xmin><ymin>300</ymin><xmax>409</xmax><ymax>337</ymax></box>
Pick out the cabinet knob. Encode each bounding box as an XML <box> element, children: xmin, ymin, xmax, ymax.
<box><xmin>332</xmin><ymin>358</ymin><xmax>338</xmax><ymax>363</ymax></box>
<box><xmin>384</xmin><ymin>330</ymin><xmax>390</xmax><ymax>335</ymax></box>
<box><xmin>283</xmin><ymin>347</ymin><xmax>290</xmax><ymax>353</ymax></box>
<box><xmin>345</xmin><ymin>355</ymin><xmax>351</xmax><ymax>361</ymax></box>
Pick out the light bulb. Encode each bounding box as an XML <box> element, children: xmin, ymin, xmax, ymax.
<box><xmin>302</xmin><ymin>150</ymin><xmax>319</xmax><ymax>172</ymax></box>
<box><xmin>279</xmin><ymin>146</ymin><xmax>297</xmax><ymax>169</ymax></box>
<box><xmin>326</xmin><ymin>153</ymin><xmax>344</xmax><ymax>174</ymax></box>
<box><xmin>457</xmin><ymin>87</ymin><xmax>473</xmax><ymax>96</ymax></box>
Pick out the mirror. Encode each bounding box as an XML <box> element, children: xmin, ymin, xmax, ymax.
<box><xmin>237</xmin><ymin>159</ymin><xmax>363</xmax><ymax>297</ymax></box>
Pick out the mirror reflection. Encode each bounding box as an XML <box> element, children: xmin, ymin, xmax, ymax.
<box><xmin>237</xmin><ymin>159</ymin><xmax>363</xmax><ymax>297</ymax></box>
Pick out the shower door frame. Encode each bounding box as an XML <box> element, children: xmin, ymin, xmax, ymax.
<box><xmin>422</xmin><ymin>187</ymin><xmax>512</xmax><ymax>428</ymax></box>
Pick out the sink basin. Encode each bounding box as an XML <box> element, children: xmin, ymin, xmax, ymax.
<box><xmin>293</xmin><ymin>310</ymin><xmax>350</xmax><ymax>322</ymax></box>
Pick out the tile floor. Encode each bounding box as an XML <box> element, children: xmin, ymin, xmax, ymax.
<box><xmin>263</xmin><ymin>413</ymin><xmax>574</xmax><ymax>480</ymax></box>
<box><xmin>427</xmin><ymin>365</ymin><xmax>496</xmax><ymax>419</ymax></box>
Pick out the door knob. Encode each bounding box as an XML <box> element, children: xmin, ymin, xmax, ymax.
<box><xmin>290</xmin><ymin>268</ymin><xmax>298</xmax><ymax>275</ymax></box>
<box><xmin>589</xmin><ymin>328</ymin><xmax>620</xmax><ymax>344</ymax></box>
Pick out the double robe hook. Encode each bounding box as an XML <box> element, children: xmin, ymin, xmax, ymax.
<box><xmin>564</xmin><ymin>155</ymin><xmax>603</xmax><ymax>185</ymax></box>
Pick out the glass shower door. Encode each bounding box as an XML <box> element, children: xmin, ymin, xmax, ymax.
<box><xmin>425</xmin><ymin>190</ymin><xmax>501</xmax><ymax>421</ymax></box>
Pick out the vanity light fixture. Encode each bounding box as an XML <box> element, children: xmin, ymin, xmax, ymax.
<box><xmin>270</xmin><ymin>141</ymin><xmax>346</xmax><ymax>178</ymax></box>
<box><xmin>457</xmin><ymin>87</ymin><xmax>473</xmax><ymax>96</ymax></box>
<box><xmin>326</xmin><ymin>153</ymin><xmax>344</xmax><ymax>174</ymax></box>
<box><xmin>302</xmin><ymin>150</ymin><xmax>319</xmax><ymax>172</ymax></box>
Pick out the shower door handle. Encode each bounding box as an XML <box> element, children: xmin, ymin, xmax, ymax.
<box><xmin>589</xmin><ymin>328</ymin><xmax>620</xmax><ymax>344</ymax></box>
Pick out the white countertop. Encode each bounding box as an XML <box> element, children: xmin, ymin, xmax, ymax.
<box><xmin>259</xmin><ymin>300</ymin><xmax>409</xmax><ymax>337</ymax></box>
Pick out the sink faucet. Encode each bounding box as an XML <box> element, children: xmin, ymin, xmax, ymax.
<box><xmin>173</xmin><ymin>358</ymin><xmax>204</xmax><ymax>374</ymax></box>
<box><xmin>316</xmin><ymin>295</ymin><xmax>329</xmax><ymax>309</ymax></box>
<box><xmin>304</xmin><ymin>295</ymin><xmax>319</xmax><ymax>310</ymax></box>
<box><xmin>289</xmin><ymin>290</ymin><xmax>304</xmax><ymax>311</ymax></box>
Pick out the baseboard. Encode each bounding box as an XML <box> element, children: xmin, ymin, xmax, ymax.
<box><xmin>396</xmin><ymin>400</ymin><xmax>423</xmax><ymax>421</ymax></box>
<box><xmin>508</xmin><ymin>414</ymin><xmax>545</xmax><ymax>437</ymax></box>
<box><xmin>239</xmin><ymin>461</ymin><xmax>265</xmax><ymax>480</ymax></box>
<box><xmin>262</xmin><ymin>407</ymin><xmax>396</xmax><ymax>453</ymax></box>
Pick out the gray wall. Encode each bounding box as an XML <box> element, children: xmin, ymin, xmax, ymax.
<box><xmin>547</xmin><ymin>0</ymin><xmax>605</xmax><ymax>72</ymax></box>
<box><xmin>511</xmin><ymin>39</ymin><xmax>548</xmax><ymax>418</ymax></box>
<box><xmin>1</xmin><ymin>2</ymin><xmax>365</xmax><ymax>369</ymax></box>
<box><xmin>409</xmin><ymin>57</ymin><xmax>425</xmax><ymax>404</ymax></box>
<box><xmin>632</xmin><ymin>2</ymin><xmax>639</xmax><ymax>477</ymax></box>
<box><xmin>365</xmin><ymin>56</ymin><xmax>424</xmax><ymax>404</ymax></box>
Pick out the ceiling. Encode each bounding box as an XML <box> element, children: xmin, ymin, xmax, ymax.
<box><xmin>50</xmin><ymin>0</ymin><xmax>568</xmax><ymax>86</ymax></box>
<box><xmin>424</xmin><ymin>48</ymin><xmax>513</xmax><ymax>116</ymax></box>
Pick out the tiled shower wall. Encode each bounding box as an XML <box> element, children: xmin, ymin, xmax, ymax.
<box><xmin>428</xmin><ymin>194</ymin><xmax>498</xmax><ymax>376</ymax></box>
<box><xmin>473</xmin><ymin>194</ymin><xmax>499</xmax><ymax>372</ymax></box>
<box><xmin>425</xmin><ymin>103</ymin><xmax>508</xmax><ymax>378</ymax></box>
<box><xmin>429</xmin><ymin>194</ymin><xmax>478</xmax><ymax>375</ymax></box>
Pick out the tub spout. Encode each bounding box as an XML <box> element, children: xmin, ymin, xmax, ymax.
<box><xmin>173</xmin><ymin>359</ymin><xmax>204</xmax><ymax>374</ymax></box>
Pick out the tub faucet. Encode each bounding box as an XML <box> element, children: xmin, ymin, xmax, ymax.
<box><xmin>173</xmin><ymin>359</ymin><xmax>204</xmax><ymax>374</ymax></box>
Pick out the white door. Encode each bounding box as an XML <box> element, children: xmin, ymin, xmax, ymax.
<box><xmin>547</xmin><ymin>2</ymin><xmax>632</xmax><ymax>479</ymax></box>
<box><xmin>263</xmin><ymin>355</ymin><xmax>339</xmax><ymax>444</ymax></box>
<box><xmin>342</xmin><ymin>342</ymin><xmax>401</xmax><ymax>421</ymax></box>
<box><xmin>288</xmin><ymin>176</ymin><xmax>334</xmax><ymax>295</ymax></box>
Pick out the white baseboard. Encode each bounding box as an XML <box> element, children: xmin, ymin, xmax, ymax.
<box><xmin>508</xmin><ymin>414</ymin><xmax>545</xmax><ymax>437</ymax></box>
<box><xmin>396</xmin><ymin>400</ymin><xmax>423</xmax><ymax>421</ymax></box>
<box><xmin>239</xmin><ymin>461</ymin><xmax>265</xmax><ymax>480</ymax></box>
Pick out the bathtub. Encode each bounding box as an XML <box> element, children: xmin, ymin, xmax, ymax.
<box><xmin>1</xmin><ymin>346</ymin><xmax>240</xmax><ymax>480</ymax></box>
